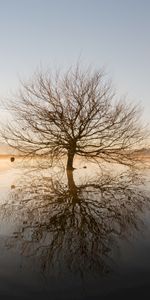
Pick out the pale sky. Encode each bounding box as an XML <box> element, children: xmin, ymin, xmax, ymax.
<box><xmin>0</xmin><ymin>0</ymin><xmax>150</xmax><ymax>121</ymax></box>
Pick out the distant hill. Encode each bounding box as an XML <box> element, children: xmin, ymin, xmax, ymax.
<box><xmin>0</xmin><ymin>143</ymin><xmax>18</xmax><ymax>155</ymax></box>
<box><xmin>135</xmin><ymin>148</ymin><xmax>150</xmax><ymax>156</ymax></box>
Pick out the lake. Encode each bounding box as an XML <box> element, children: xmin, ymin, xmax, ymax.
<box><xmin>0</xmin><ymin>157</ymin><xmax>150</xmax><ymax>299</ymax></box>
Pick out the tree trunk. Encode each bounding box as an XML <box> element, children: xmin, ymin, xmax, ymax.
<box><xmin>67</xmin><ymin>150</ymin><xmax>75</xmax><ymax>170</ymax></box>
<box><xmin>67</xmin><ymin>169</ymin><xmax>78</xmax><ymax>203</ymax></box>
<box><xmin>67</xmin><ymin>169</ymin><xmax>77</xmax><ymax>193</ymax></box>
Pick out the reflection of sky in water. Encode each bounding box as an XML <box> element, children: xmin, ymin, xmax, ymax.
<box><xmin>0</xmin><ymin>158</ymin><xmax>150</xmax><ymax>299</ymax></box>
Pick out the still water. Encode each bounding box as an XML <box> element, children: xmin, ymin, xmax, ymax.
<box><xmin>0</xmin><ymin>158</ymin><xmax>150</xmax><ymax>299</ymax></box>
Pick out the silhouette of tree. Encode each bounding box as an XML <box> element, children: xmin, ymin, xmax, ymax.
<box><xmin>1</xmin><ymin>64</ymin><xmax>148</xmax><ymax>169</ymax></box>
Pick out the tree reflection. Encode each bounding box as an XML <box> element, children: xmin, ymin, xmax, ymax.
<box><xmin>0</xmin><ymin>169</ymin><xmax>149</xmax><ymax>278</ymax></box>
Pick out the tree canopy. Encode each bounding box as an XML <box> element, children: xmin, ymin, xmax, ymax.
<box><xmin>1</xmin><ymin>64</ymin><xmax>148</xmax><ymax>169</ymax></box>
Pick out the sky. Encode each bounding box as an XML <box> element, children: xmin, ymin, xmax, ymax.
<box><xmin>0</xmin><ymin>0</ymin><xmax>150</xmax><ymax>122</ymax></box>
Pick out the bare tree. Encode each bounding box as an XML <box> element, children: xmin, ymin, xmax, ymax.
<box><xmin>1</xmin><ymin>64</ymin><xmax>148</xmax><ymax>169</ymax></box>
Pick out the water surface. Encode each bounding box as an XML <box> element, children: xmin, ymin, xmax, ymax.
<box><xmin>0</xmin><ymin>158</ymin><xmax>150</xmax><ymax>299</ymax></box>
